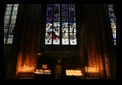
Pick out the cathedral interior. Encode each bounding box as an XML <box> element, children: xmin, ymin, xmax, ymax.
<box><xmin>4</xmin><ymin>4</ymin><xmax>116</xmax><ymax>79</ymax></box>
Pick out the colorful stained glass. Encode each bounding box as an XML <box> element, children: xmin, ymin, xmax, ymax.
<box><xmin>53</xmin><ymin>31</ymin><xmax>60</xmax><ymax>44</ymax></box>
<box><xmin>45</xmin><ymin>4</ymin><xmax>77</xmax><ymax>45</ymax></box>
<box><xmin>108</xmin><ymin>4</ymin><xmax>116</xmax><ymax>45</ymax></box>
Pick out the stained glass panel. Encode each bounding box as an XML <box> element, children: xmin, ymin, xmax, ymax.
<box><xmin>69</xmin><ymin>22</ymin><xmax>76</xmax><ymax>32</ymax></box>
<box><xmin>47</xmin><ymin>10</ymin><xmax>53</xmax><ymax>17</ymax></box>
<box><xmin>70</xmin><ymin>32</ymin><xmax>77</xmax><ymax>45</ymax></box>
<box><xmin>54</xmin><ymin>4</ymin><xmax>60</xmax><ymax>16</ymax></box>
<box><xmin>47</xmin><ymin>6</ymin><xmax>53</xmax><ymax>11</ymax></box>
<box><xmin>62</xmin><ymin>12</ymin><xmax>68</xmax><ymax>16</ymax></box>
<box><xmin>13</xmin><ymin>6</ymin><xmax>18</xmax><ymax>10</ymax></box>
<box><xmin>45</xmin><ymin>4</ymin><xmax>77</xmax><ymax>45</ymax></box>
<box><xmin>14</xmin><ymin>4</ymin><xmax>19</xmax><ymax>6</ymax></box>
<box><xmin>62</xmin><ymin>17</ymin><xmax>68</xmax><ymax>22</ymax></box>
<box><xmin>62</xmin><ymin>22</ymin><xmax>68</xmax><ymax>28</ymax></box>
<box><xmin>6</xmin><ymin>6</ymin><xmax>12</xmax><ymax>10</ymax></box>
<box><xmin>45</xmin><ymin>32</ymin><xmax>52</xmax><ymax>44</ymax></box>
<box><xmin>54</xmin><ymin>16</ymin><xmax>60</xmax><ymax>21</ymax></box>
<box><xmin>7</xmin><ymin>38</ymin><xmax>13</xmax><ymax>44</ymax></box>
<box><xmin>69</xmin><ymin>4</ymin><xmax>75</xmax><ymax>11</ymax></box>
<box><xmin>46</xmin><ymin>17</ymin><xmax>53</xmax><ymax>21</ymax></box>
<box><xmin>7</xmin><ymin>4</ymin><xmax>12</xmax><ymax>6</ymax></box>
<box><xmin>62</xmin><ymin>32</ymin><xmax>69</xmax><ymax>45</ymax></box>
<box><xmin>69</xmin><ymin>17</ymin><xmax>75</xmax><ymax>22</ymax></box>
<box><xmin>54</xmin><ymin>22</ymin><xmax>60</xmax><ymax>28</ymax></box>
<box><xmin>62</xmin><ymin>4</ymin><xmax>68</xmax><ymax>11</ymax></box>
<box><xmin>5</xmin><ymin>11</ymin><xmax>11</xmax><ymax>15</ymax></box>
<box><xmin>11</xmin><ymin>16</ymin><xmax>17</xmax><ymax>20</ymax></box>
<box><xmin>53</xmin><ymin>32</ymin><xmax>60</xmax><ymax>44</ymax></box>
<box><xmin>4</xmin><ymin>4</ymin><xmax>19</xmax><ymax>44</ymax></box>
<box><xmin>12</xmin><ymin>10</ymin><xmax>17</xmax><ymax>15</ymax></box>
<box><xmin>69</xmin><ymin>11</ymin><xmax>75</xmax><ymax>17</ymax></box>
<box><xmin>46</xmin><ymin>22</ymin><xmax>52</xmax><ymax>32</ymax></box>
<box><xmin>108</xmin><ymin>4</ymin><xmax>116</xmax><ymax>45</ymax></box>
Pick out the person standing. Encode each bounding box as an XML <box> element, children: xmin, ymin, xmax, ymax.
<box><xmin>54</xmin><ymin>63</ymin><xmax>62</xmax><ymax>79</ymax></box>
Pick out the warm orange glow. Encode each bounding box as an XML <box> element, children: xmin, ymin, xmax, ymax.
<box><xmin>43</xmin><ymin>70</ymin><xmax>51</xmax><ymax>74</ymax></box>
<box><xmin>34</xmin><ymin>69</ymin><xmax>43</xmax><ymax>74</ymax></box>
<box><xmin>16</xmin><ymin>52</ymin><xmax>23</xmax><ymax>75</ymax></box>
<box><xmin>34</xmin><ymin>69</ymin><xmax>51</xmax><ymax>74</ymax></box>
<box><xmin>66</xmin><ymin>70</ymin><xmax>83</xmax><ymax>76</ymax></box>
<box><xmin>42</xmin><ymin>64</ymin><xmax>47</xmax><ymax>69</ymax></box>
<box><xmin>85</xmin><ymin>66</ymin><xmax>99</xmax><ymax>73</ymax></box>
<box><xmin>19</xmin><ymin>64</ymin><xmax>35</xmax><ymax>72</ymax></box>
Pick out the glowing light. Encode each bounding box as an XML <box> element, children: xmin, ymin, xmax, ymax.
<box><xmin>66</xmin><ymin>70</ymin><xmax>83</xmax><ymax>76</ymax></box>
<box><xmin>85</xmin><ymin>66</ymin><xmax>99</xmax><ymax>73</ymax></box>
<box><xmin>19</xmin><ymin>64</ymin><xmax>35</xmax><ymax>72</ymax></box>
<box><xmin>34</xmin><ymin>69</ymin><xmax>51</xmax><ymax>74</ymax></box>
<box><xmin>34</xmin><ymin>69</ymin><xmax>43</xmax><ymax>74</ymax></box>
<box><xmin>43</xmin><ymin>70</ymin><xmax>51</xmax><ymax>74</ymax></box>
<box><xmin>37</xmin><ymin>53</ymin><xmax>42</xmax><ymax>56</ymax></box>
<box><xmin>42</xmin><ymin>64</ymin><xmax>47</xmax><ymax>69</ymax></box>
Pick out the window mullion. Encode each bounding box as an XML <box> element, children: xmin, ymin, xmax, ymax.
<box><xmin>60</xmin><ymin>4</ymin><xmax>62</xmax><ymax>45</ymax></box>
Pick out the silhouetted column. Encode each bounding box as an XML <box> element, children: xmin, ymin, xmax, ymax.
<box><xmin>6</xmin><ymin>4</ymin><xmax>42</xmax><ymax>78</ymax></box>
<box><xmin>80</xmin><ymin>4</ymin><xmax>115</xmax><ymax>78</ymax></box>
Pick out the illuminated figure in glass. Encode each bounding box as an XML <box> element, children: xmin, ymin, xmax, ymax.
<box><xmin>45</xmin><ymin>4</ymin><xmax>77</xmax><ymax>45</ymax></box>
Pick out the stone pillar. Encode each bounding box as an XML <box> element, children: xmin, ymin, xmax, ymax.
<box><xmin>6</xmin><ymin>4</ymin><xmax>43</xmax><ymax>77</ymax></box>
<box><xmin>81</xmin><ymin>4</ymin><xmax>114</xmax><ymax>78</ymax></box>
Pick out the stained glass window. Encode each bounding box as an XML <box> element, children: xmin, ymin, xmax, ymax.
<box><xmin>4</xmin><ymin>4</ymin><xmax>19</xmax><ymax>44</ymax></box>
<box><xmin>45</xmin><ymin>4</ymin><xmax>77</xmax><ymax>45</ymax></box>
<box><xmin>108</xmin><ymin>4</ymin><xmax>116</xmax><ymax>45</ymax></box>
